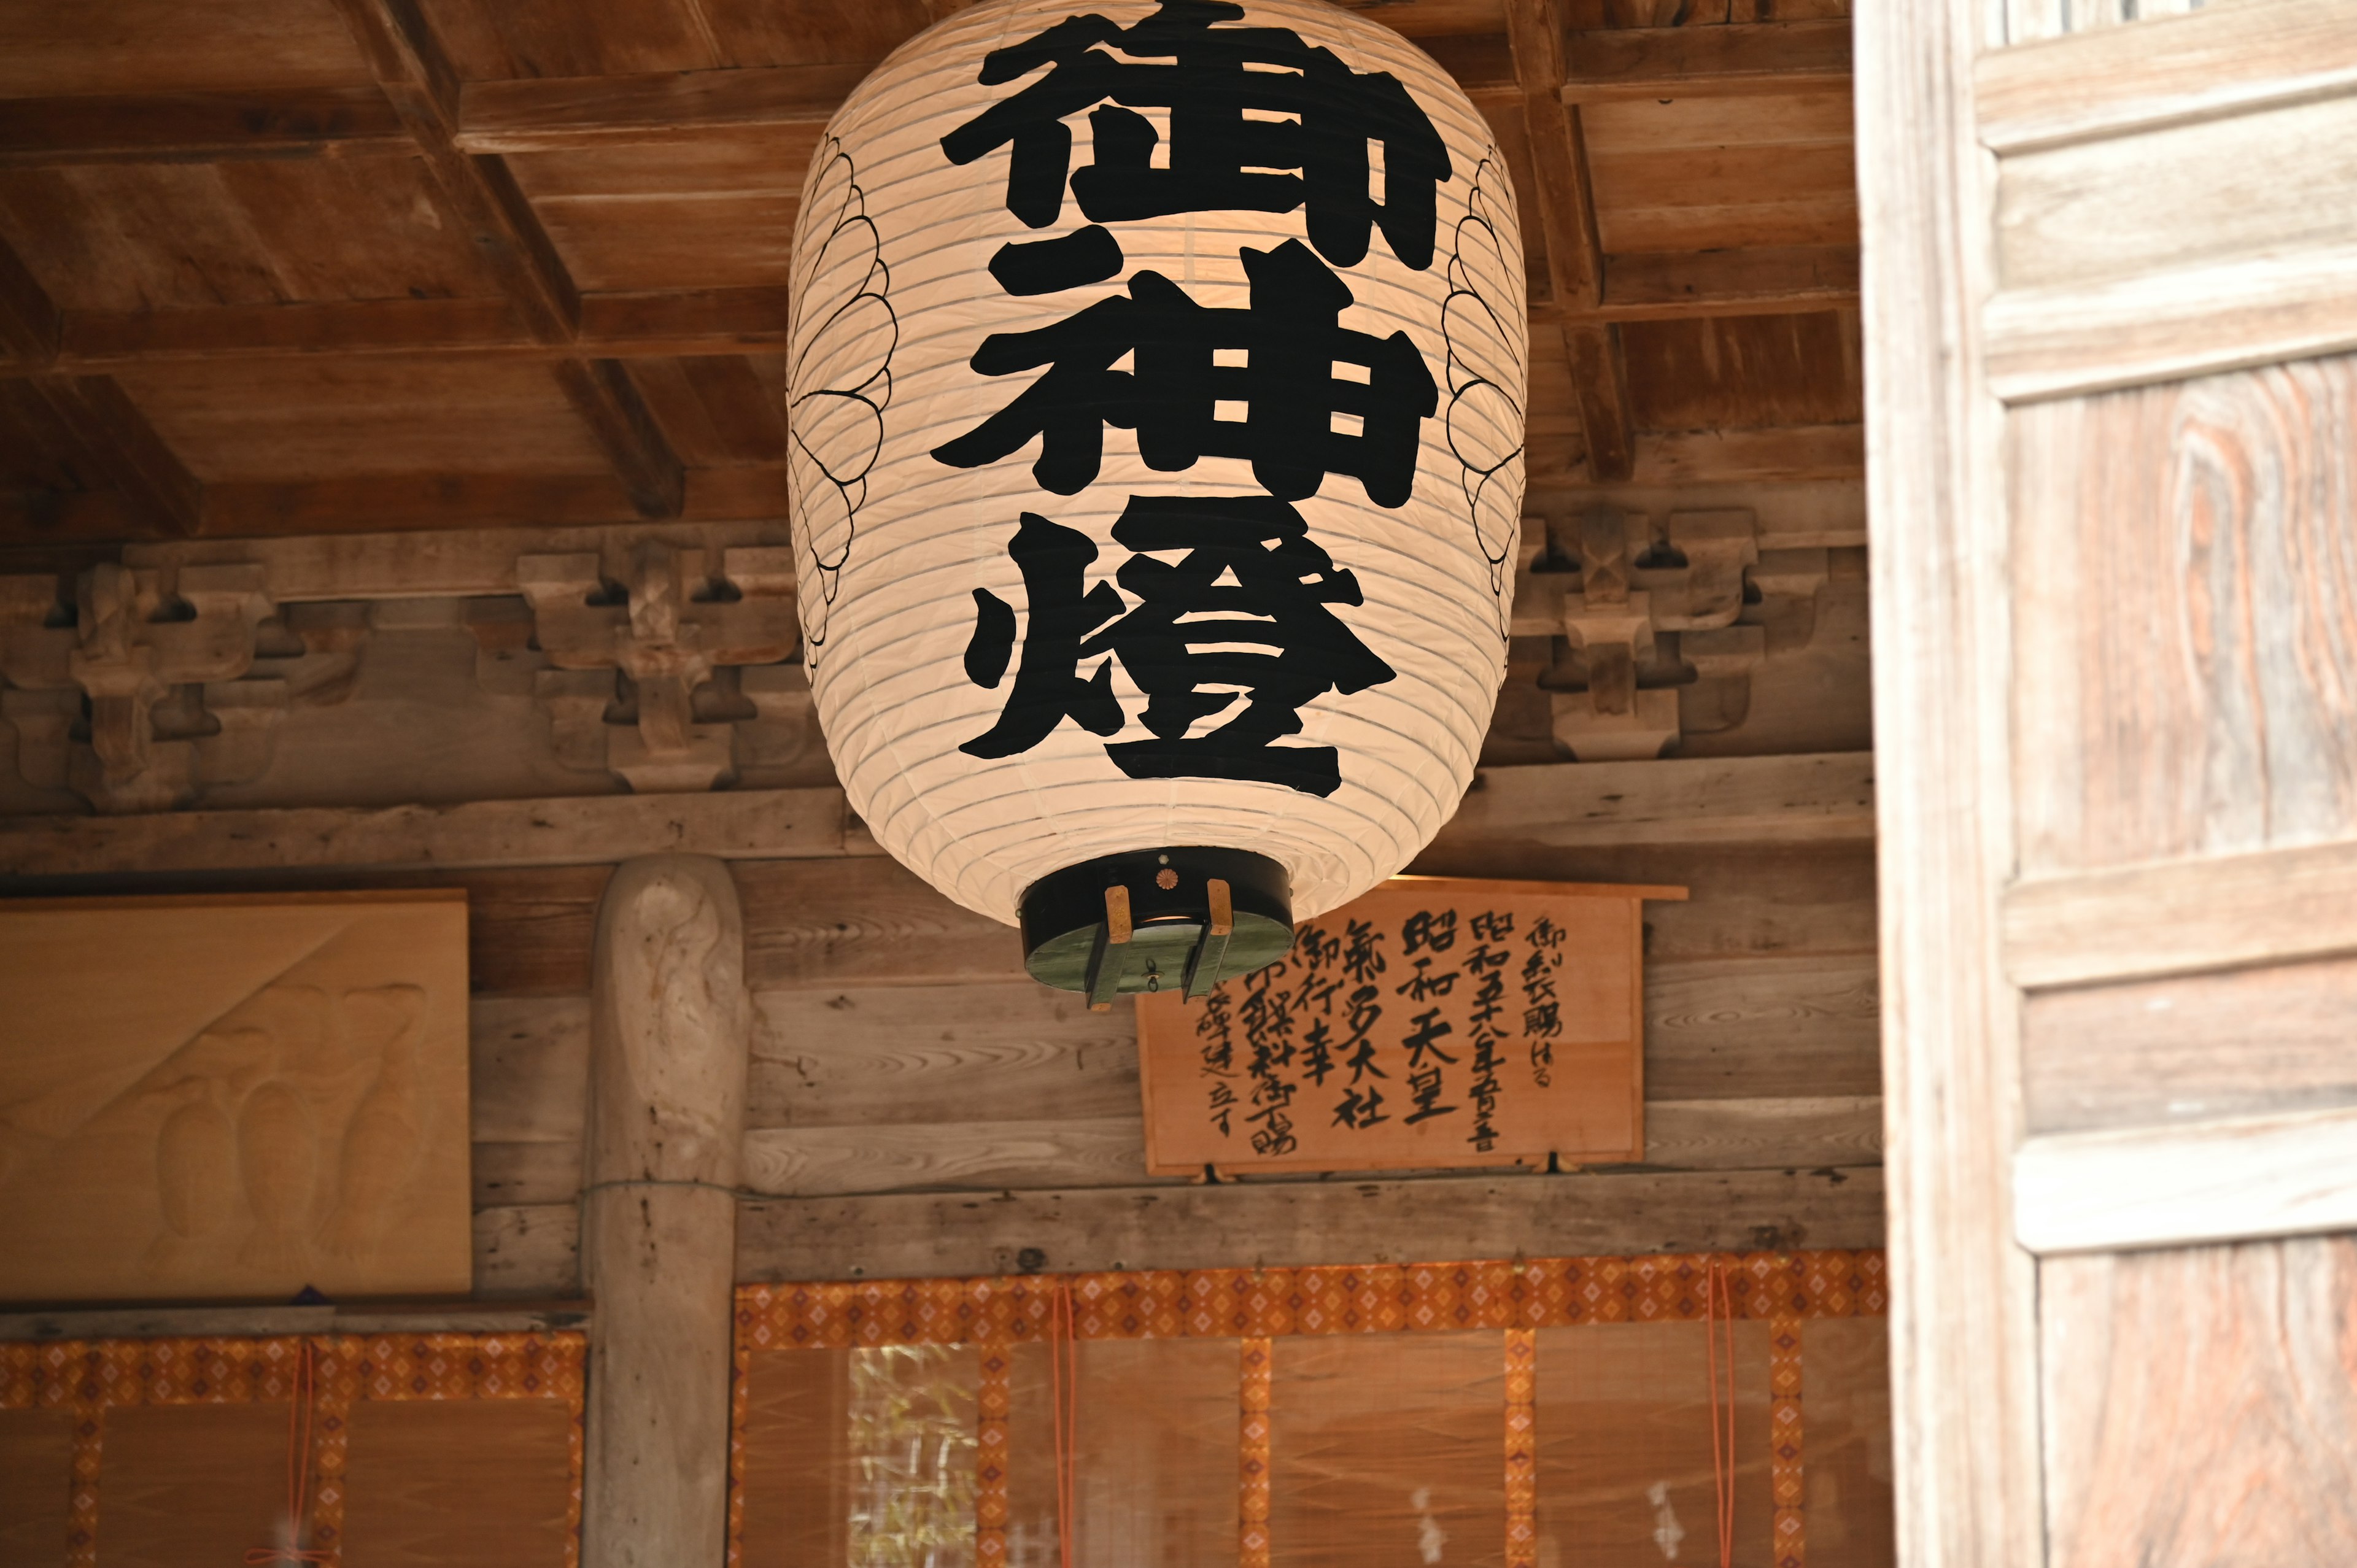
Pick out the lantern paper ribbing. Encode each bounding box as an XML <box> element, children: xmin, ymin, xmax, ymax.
<box><xmin>788</xmin><ymin>0</ymin><xmax>1527</xmax><ymax>932</ymax></box>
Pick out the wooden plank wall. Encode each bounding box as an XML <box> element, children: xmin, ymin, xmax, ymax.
<box><xmin>0</xmin><ymin>758</ymin><xmax>1882</xmax><ymax>1292</ymax></box>
<box><xmin>454</xmin><ymin>790</ymin><xmax>1883</xmax><ymax>1289</ymax></box>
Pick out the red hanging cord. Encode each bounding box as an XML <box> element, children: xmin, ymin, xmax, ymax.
<box><xmin>245</xmin><ymin>1340</ymin><xmax>330</xmax><ymax>1566</ymax></box>
<box><xmin>1049</xmin><ymin>1283</ymin><xmax>1079</xmax><ymax>1568</ymax></box>
<box><xmin>1703</xmin><ymin>1264</ymin><xmax>1736</xmax><ymax>1568</ymax></box>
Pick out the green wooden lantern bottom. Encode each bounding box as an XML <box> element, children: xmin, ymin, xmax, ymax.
<box><xmin>1019</xmin><ymin>847</ymin><xmax>1295</xmax><ymax>1009</ymax></box>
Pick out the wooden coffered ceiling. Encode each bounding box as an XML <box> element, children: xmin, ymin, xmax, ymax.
<box><xmin>0</xmin><ymin>0</ymin><xmax>1857</xmax><ymax>553</ymax></box>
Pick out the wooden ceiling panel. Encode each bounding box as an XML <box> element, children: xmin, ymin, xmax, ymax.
<box><xmin>632</xmin><ymin>355</ymin><xmax>790</xmax><ymax>467</ymax></box>
<box><xmin>0</xmin><ymin>0</ymin><xmax>377</xmax><ymax>97</ymax></box>
<box><xmin>208</xmin><ymin>160</ymin><xmax>508</xmax><ymax>303</ymax></box>
<box><xmin>0</xmin><ymin>2</ymin><xmax>1862</xmax><ymax>547</ymax></box>
<box><xmin>0</xmin><ymin>379</ymin><xmax>90</xmax><ymax>491</ymax></box>
<box><xmin>0</xmin><ymin>167</ymin><xmax>287</xmax><ymax>313</ymax></box>
<box><xmin>414</xmin><ymin>0</ymin><xmax>727</xmax><ymax>79</ymax></box>
<box><xmin>1585</xmin><ymin>145</ymin><xmax>1854</xmax><ymax>255</ymax></box>
<box><xmin>116</xmin><ymin>358</ymin><xmax>615</xmax><ymax>481</ymax></box>
<box><xmin>509</xmin><ymin>130</ymin><xmax>816</xmax><ymax>293</ymax></box>
<box><xmin>1563</xmin><ymin>0</ymin><xmax>1851</xmax><ymax>25</ymax></box>
<box><xmin>1620</xmin><ymin>310</ymin><xmax>1861</xmax><ymax>433</ymax></box>
<box><xmin>1583</xmin><ymin>93</ymin><xmax>1855</xmax><ymax>256</ymax></box>
<box><xmin>0</xmin><ymin>159</ymin><xmax>506</xmax><ymax>319</ymax></box>
<box><xmin>692</xmin><ymin>0</ymin><xmax>934</xmax><ymax>69</ymax></box>
<box><xmin>1587</xmin><ymin>90</ymin><xmax>1853</xmax><ymax>152</ymax></box>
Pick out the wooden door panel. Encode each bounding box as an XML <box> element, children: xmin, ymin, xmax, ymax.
<box><xmin>1976</xmin><ymin>4</ymin><xmax>2357</xmax><ymax>401</ymax></box>
<box><xmin>2009</xmin><ymin>354</ymin><xmax>2357</xmax><ymax>878</ymax></box>
<box><xmin>2040</xmin><ymin>1237</ymin><xmax>2357</xmax><ymax>1567</ymax></box>
<box><xmin>1860</xmin><ymin>0</ymin><xmax>2357</xmax><ymax>1562</ymax></box>
<box><xmin>2019</xmin><ymin>955</ymin><xmax>2357</xmax><ymax>1135</ymax></box>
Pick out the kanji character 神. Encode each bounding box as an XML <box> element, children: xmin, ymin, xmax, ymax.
<box><xmin>933</xmin><ymin>239</ymin><xmax>1436</xmax><ymax>504</ymax></box>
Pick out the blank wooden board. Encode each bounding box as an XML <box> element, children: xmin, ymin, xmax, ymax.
<box><xmin>1136</xmin><ymin>878</ymin><xmax>1684</xmax><ymax>1176</ymax></box>
<box><xmin>341</xmin><ymin>1399</ymin><xmax>576</xmax><ymax>1568</ymax></box>
<box><xmin>0</xmin><ymin>891</ymin><xmax>471</xmax><ymax>1303</ymax></box>
<box><xmin>95</xmin><ymin>1402</ymin><xmax>290</xmax><ymax>1568</ymax></box>
<box><xmin>0</xmin><ymin>1409</ymin><xmax>74</xmax><ymax>1568</ymax></box>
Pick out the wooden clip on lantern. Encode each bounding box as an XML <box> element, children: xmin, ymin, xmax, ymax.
<box><xmin>1026</xmin><ymin>849</ymin><xmax>1290</xmax><ymax>1010</ymax></box>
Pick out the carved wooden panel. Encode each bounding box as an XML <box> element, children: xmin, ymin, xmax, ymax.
<box><xmin>0</xmin><ymin>890</ymin><xmax>470</xmax><ymax>1303</ymax></box>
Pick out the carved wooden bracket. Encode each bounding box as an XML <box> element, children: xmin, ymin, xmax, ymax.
<box><xmin>1512</xmin><ymin>508</ymin><xmax>1827</xmax><ymax>762</ymax></box>
<box><xmin>0</xmin><ymin>562</ymin><xmax>293</xmax><ymax>813</ymax></box>
<box><xmin>514</xmin><ymin>540</ymin><xmax>800</xmax><ymax>794</ymax></box>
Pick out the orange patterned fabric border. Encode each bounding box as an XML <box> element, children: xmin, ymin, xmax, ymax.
<box><xmin>1503</xmin><ymin>1329</ymin><xmax>1537</xmax><ymax>1568</ymax></box>
<box><xmin>1239</xmin><ymin>1337</ymin><xmax>1272</xmax><ymax>1568</ymax></box>
<box><xmin>1771</xmin><ymin>1315</ymin><xmax>1805</xmax><ymax>1568</ymax></box>
<box><xmin>975</xmin><ymin>1343</ymin><xmax>1012</xmax><ymax>1568</ymax></box>
<box><xmin>0</xmin><ymin>1332</ymin><xmax>586</xmax><ymax>1568</ymax></box>
<box><xmin>733</xmin><ymin>1250</ymin><xmax>1885</xmax><ymax>1351</ymax></box>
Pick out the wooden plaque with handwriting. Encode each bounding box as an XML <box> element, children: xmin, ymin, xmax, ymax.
<box><xmin>1136</xmin><ymin>877</ymin><xmax>1686</xmax><ymax>1176</ymax></box>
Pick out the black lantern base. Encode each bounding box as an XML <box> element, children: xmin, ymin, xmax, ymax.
<box><xmin>1020</xmin><ymin>847</ymin><xmax>1293</xmax><ymax>1008</ymax></box>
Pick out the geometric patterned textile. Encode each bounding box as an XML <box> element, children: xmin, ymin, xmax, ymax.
<box><xmin>734</xmin><ymin>1250</ymin><xmax>1884</xmax><ymax>1349</ymax></box>
<box><xmin>730</xmin><ymin>1251</ymin><xmax>1886</xmax><ymax>1568</ymax></box>
<box><xmin>0</xmin><ymin>1332</ymin><xmax>586</xmax><ymax>1568</ymax></box>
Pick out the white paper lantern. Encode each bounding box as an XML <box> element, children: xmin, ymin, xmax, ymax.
<box><xmin>788</xmin><ymin>0</ymin><xmax>1527</xmax><ymax>997</ymax></box>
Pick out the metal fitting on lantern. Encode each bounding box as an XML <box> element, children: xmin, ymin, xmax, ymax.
<box><xmin>1020</xmin><ymin>848</ymin><xmax>1293</xmax><ymax>1010</ymax></box>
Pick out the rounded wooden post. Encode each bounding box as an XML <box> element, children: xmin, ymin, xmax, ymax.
<box><xmin>582</xmin><ymin>854</ymin><xmax>748</xmax><ymax>1568</ymax></box>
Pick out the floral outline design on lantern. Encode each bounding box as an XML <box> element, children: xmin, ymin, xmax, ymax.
<box><xmin>1442</xmin><ymin>155</ymin><xmax>1526</xmax><ymax>634</ymax></box>
<box><xmin>786</xmin><ymin>142</ymin><xmax>896</xmax><ymax>663</ymax></box>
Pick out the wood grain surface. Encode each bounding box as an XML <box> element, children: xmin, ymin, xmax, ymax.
<box><xmin>0</xmin><ymin>1408</ymin><xmax>74</xmax><ymax>1567</ymax></box>
<box><xmin>92</xmin><ymin>1402</ymin><xmax>290</xmax><ymax>1568</ymax></box>
<box><xmin>2022</xmin><ymin>955</ymin><xmax>2357</xmax><ymax>1135</ymax></box>
<box><xmin>735</xmin><ymin>1166</ymin><xmax>1883</xmax><ymax>1281</ymax></box>
<box><xmin>2012</xmin><ymin>354</ymin><xmax>2357</xmax><ymax>876</ymax></box>
<box><xmin>341</xmin><ymin>1400</ymin><xmax>576</xmax><ymax>1568</ymax></box>
<box><xmin>2042</xmin><ymin>1237</ymin><xmax>2357</xmax><ymax>1566</ymax></box>
<box><xmin>733</xmin><ymin>1097</ymin><xmax>1887</xmax><ymax>1199</ymax></box>
<box><xmin>2005</xmin><ymin>840</ymin><xmax>2357</xmax><ymax>989</ymax></box>
<box><xmin>1856</xmin><ymin>0</ymin><xmax>2049</xmax><ymax>1562</ymax></box>
<box><xmin>2016</xmin><ymin>1105</ymin><xmax>2357</xmax><ymax>1254</ymax></box>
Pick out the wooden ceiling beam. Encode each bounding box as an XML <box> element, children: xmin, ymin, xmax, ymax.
<box><xmin>1</xmin><ymin>236</ymin><xmax>200</xmax><ymax>538</ymax></box>
<box><xmin>0</xmin><ymin>238</ymin><xmax>61</xmax><ymax>368</ymax></box>
<box><xmin>31</xmin><ymin>250</ymin><xmax>1855</xmax><ymax>371</ymax></box>
<box><xmin>1560</xmin><ymin>19</ymin><xmax>1852</xmax><ymax>104</ymax></box>
<box><xmin>28</xmin><ymin>374</ymin><xmax>204</xmax><ymax>537</ymax></box>
<box><xmin>0</xmin><ymin>21</ymin><xmax>1849</xmax><ymax>167</ymax></box>
<box><xmin>0</xmin><ymin>90</ymin><xmax>411</xmax><ymax>168</ymax></box>
<box><xmin>193</xmin><ymin>465</ymin><xmax>784</xmax><ymax>536</ymax></box>
<box><xmin>454</xmin><ymin>63</ymin><xmax>869</xmax><ymax>155</ymax></box>
<box><xmin>40</xmin><ymin>290</ymin><xmax>794</xmax><ymax>368</ymax></box>
<box><xmin>1504</xmin><ymin>0</ymin><xmax>1634</xmax><ymax>484</ymax></box>
<box><xmin>326</xmin><ymin>0</ymin><xmax>686</xmax><ymax>520</ymax></box>
<box><xmin>1580</xmin><ymin>245</ymin><xmax>1861</xmax><ymax>325</ymax></box>
<box><xmin>552</xmin><ymin>358</ymin><xmax>689</xmax><ymax>521</ymax></box>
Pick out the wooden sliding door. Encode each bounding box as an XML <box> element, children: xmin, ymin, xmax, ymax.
<box><xmin>1859</xmin><ymin>2</ymin><xmax>2357</xmax><ymax>1564</ymax></box>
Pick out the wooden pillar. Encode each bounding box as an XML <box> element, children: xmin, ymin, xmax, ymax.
<box><xmin>582</xmin><ymin>854</ymin><xmax>748</xmax><ymax>1568</ymax></box>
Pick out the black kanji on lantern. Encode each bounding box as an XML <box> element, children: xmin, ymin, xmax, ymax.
<box><xmin>961</xmin><ymin>495</ymin><xmax>1397</xmax><ymax>795</ymax></box>
<box><xmin>940</xmin><ymin>0</ymin><xmax>1450</xmax><ymax>271</ymax></box>
<box><xmin>932</xmin><ymin>239</ymin><xmax>1436</xmax><ymax>505</ymax></box>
